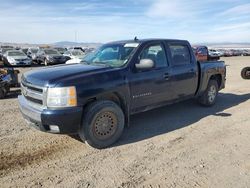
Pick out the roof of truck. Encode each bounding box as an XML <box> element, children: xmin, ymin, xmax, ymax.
<box><xmin>107</xmin><ymin>38</ymin><xmax>189</xmax><ymax>45</ymax></box>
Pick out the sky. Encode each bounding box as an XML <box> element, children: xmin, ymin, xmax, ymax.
<box><xmin>0</xmin><ymin>0</ymin><xmax>250</xmax><ymax>44</ymax></box>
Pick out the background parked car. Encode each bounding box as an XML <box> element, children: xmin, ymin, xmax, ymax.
<box><xmin>21</xmin><ymin>48</ymin><xmax>29</xmax><ymax>55</ymax></box>
<box><xmin>231</xmin><ymin>49</ymin><xmax>242</xmax><ymax>56</ymax></box>
<box><xmin>36</xmin><ymin>48</ymin><xmax>68</xmax><ymax>66</ymax></box>
<box><xmin>66</xmin><ymin>56</ymin><xmax>85</xmax><ymax>64</ymax></box>
<box><xmin>53</xmin><ymin>47</ymin><xmax>67</xmax><ymax>54</ymax></box>
<box><xmin>209</xmin><ymin>49</ymin><xmax>221</xmax><ymax>57</ymax></box>
<box><xmin>242</xmin><ymin>50</ymin><xmax>250</xmax><ymax>56</ymax></box>
<box><xmin>1</xmin><ymin>48</ymin><xmax>15</xmax><ymax>61</ymax></box>
<box><xmin>223</xmin><ymin>50</ymin><xmax>233</xmax><ymax>57</ymax></box>
<box><xmin>27</xmin><ymin>48</ymin><xmax>39</xmax><ymax>62</ymax></box>
<box><xmin>2</xmin><ymin>50</ymin><xmax>32</xmax><ymax>66</ymax></box>
<box><xmin>63</xmin><ymin>49</ymin><xmax>85</xmax><ymax>59</ymax></box>
<box><xmin>0</xmin><ymin>46</ymin><xmax>14</xmax><ymax>61</ymax></box>
<box><xmin>68</xmin><ymin>46</ymin><xmax>85</xmax><ymax>53</ymax></box>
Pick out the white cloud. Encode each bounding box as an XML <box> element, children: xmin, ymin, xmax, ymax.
<box><xmin>213</xmin><ymin>22</ymin><xmax>250</xmax><ymax>31</ymax></box>
<box><xmin>146</xmin><ymin>0</ymin><xmax>194</xmax><ymax>18</ymax></box>
<box><xmin>219</xmin><ymin>3</ymin><xmax>250</xmax><ymax>16</ymax></box>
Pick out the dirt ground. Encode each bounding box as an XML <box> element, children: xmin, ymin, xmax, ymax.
<box><xmin>0</xmin><ymin>57</ymin><xmax>250</xmax><ymax>188</ymax></box>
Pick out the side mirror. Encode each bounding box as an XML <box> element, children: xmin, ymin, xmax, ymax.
<box><xmin>135</xmin><ymin>59</ymin><xmax>154</xmax><ymax>70</ymax></box>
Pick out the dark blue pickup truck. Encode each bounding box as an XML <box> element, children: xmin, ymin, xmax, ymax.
<box><xmin>18</xmin><ymin>39</ymin><xmax>226</xmax><ymax>148</ymax></box>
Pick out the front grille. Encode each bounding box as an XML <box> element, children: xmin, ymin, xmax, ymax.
<box><xmin>21</xmin><ymin>81</ymin><xmax>45</xmax><ymax>107</ymax></box>
<box><xmin>16</xmin><ymin>59</ymin><xmax>28</xmax><ymax>61</ymax></box>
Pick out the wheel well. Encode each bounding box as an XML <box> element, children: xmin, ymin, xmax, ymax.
<box><xmin>210</xmin><ymin>74</ymin><xmax>222</xmax><ymax>88</ymax></box>
<box><xmin>83</xmin><ymin>92</ymin><xmax>127</xmax><ymax>117</ymax></box>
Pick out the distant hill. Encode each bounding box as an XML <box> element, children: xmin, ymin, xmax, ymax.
<box><xmin>0</xmin><ymin>41</ymin><xmax>102</xmax><ymax>48</ymax></box>
<box><xmin>192</xmin><ymin>42</ymin><xmax>250</xmax><ymax>49</ymax></box>
<box><xmin>51</xmin><ymin>41</ymin><xmax>102</xmax><ymax>48</ymax></box>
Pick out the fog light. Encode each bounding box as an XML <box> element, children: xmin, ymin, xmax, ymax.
<box><xmin>49</xmin><ymin>125</ymin><xmax>60</xmax><ymax>133</ymax></box>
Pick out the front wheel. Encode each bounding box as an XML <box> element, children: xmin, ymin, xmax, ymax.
<box><xmin>0</xmin><ymin>88</ymin><xmax>5</xmax><ymax>99</ymax></box>
<box><xmin>44</xmin><ymin>59</ymin><xmax>49</xmax><ymax>66</ymax></box>
<box><xmin>79</xmin><ymin>100</ymin><xmax>125</xmax><ymax>149</ymax></box>
<box><xmin>198</xmin><ymin>80</ymin><xmax>218</xmax><ymax>106</ymax></box>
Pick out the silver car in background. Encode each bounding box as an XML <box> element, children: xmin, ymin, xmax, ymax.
<box><xmin>2</xmin><ymin>50</ymin><xmax>32</xmax><ymax>66</ymax></box>
<box><xmin>27</xmin><ymin>48</ymin><xmax>39</xmax><ymax>62</ymax></box>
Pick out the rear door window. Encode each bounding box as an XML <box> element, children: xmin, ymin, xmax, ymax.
<box><xmin>169</xmin><ymin>44</ymin><xmax>191</xmax><ymax>66</ymax></box>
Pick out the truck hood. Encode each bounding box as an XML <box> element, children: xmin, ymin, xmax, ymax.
<box><xmin>23</xmin><ymin>64</ymin><xmax>112</xmax><ymax>87</ymax></box>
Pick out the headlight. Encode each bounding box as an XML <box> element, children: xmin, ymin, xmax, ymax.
<box><xmin>7</xmin><ymin>57</ymin><xmax>15</xmax><ymax>63</ymax></box>
<box><xmin>47</xmin><ymin>86</ymin><xmax>77</xmax><ymax>108</ymax></box>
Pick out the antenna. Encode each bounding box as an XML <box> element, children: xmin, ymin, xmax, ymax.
<box><xmin>134</xmin><ymin>36</ymin><xmax>138</xmax><ymax>41</ymax></box>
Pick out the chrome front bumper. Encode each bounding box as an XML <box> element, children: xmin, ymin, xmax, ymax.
<box><xmin>18</xmin><ymin>95</ymin><xmax>42</xmax><ymax>123</ymax></box>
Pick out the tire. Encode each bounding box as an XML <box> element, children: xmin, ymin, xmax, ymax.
<box><xmin>2</xmin><ymin>58</ymin><xmax>8</xmax><ymax>66</ymax></box>
<box><xmin>241</xmin><ymin>67</ymin><xmax>250</xmax><ymax>80</ymax></box>
<box><xmin>0</xmin><ymin>88</ymin><xmax>5</xmax><ymax>99</ymax></box>
<box><xmin>44</xmin><ymin>59</ymin><xmax>49</xmax><ymax>66</ymax></box>
<box><xmin>198</xmin><ymin>80</ymin><xmax>218</xmax><ymax>106</ymax></box>
<box><xmin>79</xmin><ymin>100</ymin><xmax>125</xmax><ymax>149</ymax></box>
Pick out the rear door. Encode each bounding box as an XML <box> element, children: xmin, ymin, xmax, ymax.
<box><xmin>129</xmin><ymin>42</ymin><xmax>174</xmax><ymax>112</ymax></box>
<box><xmin>167</xmin><ymin>42</ymin><xmax>198</xmax><ymax>99</ymax></box>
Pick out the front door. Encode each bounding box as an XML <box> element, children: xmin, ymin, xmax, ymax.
<box><xmin>128</xmin><ymin>42</ymin><xmax>174</xmax><ymax>113</ymax></box>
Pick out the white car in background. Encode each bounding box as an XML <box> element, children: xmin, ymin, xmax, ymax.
<box><xmin>2</xmin><ymin>50</ymin><xmax>32</xmax><ymax>66</ymax></box>
<box><xmin>27</xmin><ymin>47</ymin><xmax>39</xmax><ymax>61</ymax></box>
<box><xmin>64</xmin><ymin>49</ymin><xmax>85</xmax><ymax>64</ymax></box>
<box><xmin>208</xmin><ymin>49</ymin><xmax>222</xmax><ymax>57</ymax></box>
<box><xmin>66</xmin><ymin>57</ymin><xmax>84</xmax><ymax>64</ymax></box>
<box><xmin>64</xmin><ymin>49</ymin><xmax>85</xmax><ymax>59</ymax></box>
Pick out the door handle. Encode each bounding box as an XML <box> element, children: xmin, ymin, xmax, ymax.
<box><xmin>164</xmin><ymin>73</ymin><xmax>170</xmax><ymax>80</ymax></box>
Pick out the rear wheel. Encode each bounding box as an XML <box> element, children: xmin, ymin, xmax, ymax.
<box><xmin>79</xmin><ymin>100</ymin><xmax>125</xmax><ymax>149</ymax></box>
<box><xmin>3</xmin><ymin>58</ymin><xmax>9</xmax><ymax>66</ymax></box>
<box><xmin>44</xmin><ymin>59</ymin><xmax>49</xmax><ymax>66</ymax></box>
<box><xmin>241</xmin><ymin>67</ymin><xmax>250</xmax><ymax>79</ymax></box>
<box><xmin>198</xmin><ymin>80</ymin><xmax>218</xmax><ymax>106</ymax></box>
<box><xmin>0</xmin><ymin>88</ymin><xmax>5</xmax><ymax>99</ymax></box>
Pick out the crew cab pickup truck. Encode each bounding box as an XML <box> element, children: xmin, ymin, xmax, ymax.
<box><xmin>18</xmin><ymin>39</ymin><xmax>226</xmax><ymax>149</ymax></box>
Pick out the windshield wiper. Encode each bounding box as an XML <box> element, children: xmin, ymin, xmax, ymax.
<box><xmin>80</xmin><ymin>60</ymin><xmax>90</xmax><ymax>65</ymax></box>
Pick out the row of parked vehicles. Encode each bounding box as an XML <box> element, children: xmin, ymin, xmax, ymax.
<box><xmin>0</xmin><ymin>45</ymin><xmax>95</xmax><ymax>67</ymax></box>
<box><xmin>192</xmin><ymin>46</ymin><xmax>250</xmax><ymax>61</ymax></box>
<box><xmin>209</xmin><ymin>48</ymin><xmax>250</xmax><ymax>57</ymax></box>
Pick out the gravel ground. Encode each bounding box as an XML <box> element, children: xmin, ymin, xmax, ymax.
<box><xmin>0</xmin><ymin>57</ymin><xmax>250</xmax><ymax>188</ymax></box>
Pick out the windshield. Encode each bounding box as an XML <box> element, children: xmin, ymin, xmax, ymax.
<box><xmin>44</xmin><ymin>49</ymin><xmax>60</xmax><ymax>55</ymax></box>
<box><xmin>8</xmin><ymin>51</ymin><xmax>26</xmax><ymax>56</ymax></box>
<box><xmin>30</xmin><ymin>49</ymin><xmax>38</xmax><ymax>53</ymax></box>
<box><xmin>81</xmin><ymin>43</ymin><xmax>139</xmax><ymax>67</ymax></box>
<box><xmin>55</xmin><ymin>48</ymin><xmax>66</xmax><ymax>53</ymax></box>
<box><xmin>2</xmin><ymin>48</ymin><xmax>13</xmax><ymax>53</ymax></box>
<box><xmin>72</xmin><ymin>50</ymin><xmax>84</xmax><ymax>56</ymax></box>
